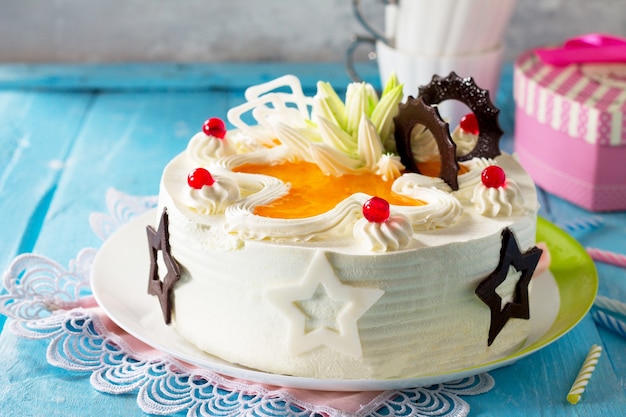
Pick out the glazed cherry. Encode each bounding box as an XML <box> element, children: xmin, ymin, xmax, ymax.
<box><xmin>362</xmin><ymin>197</ymin><xmax>390</xmax><ymax>223</ymax></box>
<box><xmin>481</xmin><ymin>166</ymin><xmax>506</xmax><ymax>188</ymax></box>
<box><xmin>187</xmin><ymin>168</ymin><xmax>215</xmax><ymax>189</ymax></box>
<box><xmin>459</xmin><ymin>113</ymin><xmax>479</xmax><ymax>135</ymax></box>
<box><xmin>202</xmin><ymin>117</ymin><xmax>227</xmax><ymax>139</ymax></box>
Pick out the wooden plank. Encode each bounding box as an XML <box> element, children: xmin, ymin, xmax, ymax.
<box><xmin>0</xmin><ymin>62</ymin><xmax>381</xmax><ymax>92</ymax></box>
<box><xmin>0</xmin><ymin>90</ymin><xmax>93</xmax><ymax>272</ymax></box>
<box><xmin>0</xmin><ymin>90</ymin><xmax>93</xmax><ymax>332</ymax></box>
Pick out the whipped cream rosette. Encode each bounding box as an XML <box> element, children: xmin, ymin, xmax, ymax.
<box><xmin>353</xmin><ymin>196</ymin><xmax>413</xmax><ymax>252</ymax></box>
<box><xmin>187</xmin><ymin>131</ymin><xmax>235</xmax><ymax>166</ymax></box>
<box><xmin>471</xmin><ymin>165</ymin><xmax>525</xmax><ymax>217</ymax></box>
<box><xmin>181</xmin><ymin>168</ymin><xmax>240</xmax><ymax>215</ymax></box>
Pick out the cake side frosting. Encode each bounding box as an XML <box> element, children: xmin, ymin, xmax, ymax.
<box><xmin>150</xmin><ymin>73</ymin><xmax>544</xmax><ymax>380</ymax></box>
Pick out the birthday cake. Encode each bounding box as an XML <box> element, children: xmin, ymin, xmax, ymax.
<box><xmin>148</xmin><ymin>73</ymin><xmax>545</xmax><ymax>380</ymax></box>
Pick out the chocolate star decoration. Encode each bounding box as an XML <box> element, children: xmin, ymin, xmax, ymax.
<box><xmin>393</xmin><ymin>96</ymin><xmax>460</xmax><ymax>190</ymax></box>
<box><xmin>417</xmin><ymin>72</ymin><xmax>504</xmax><ymax>161</ymax></box>
<box><xmin>146</xmin><ymin>207</ymin><xmax>181</xmax><ymax>324</ymax></box>
<box><xmin>475</xmin><ymin>228</ymin><xmax>543</xmax><ymax>346</ymax></box>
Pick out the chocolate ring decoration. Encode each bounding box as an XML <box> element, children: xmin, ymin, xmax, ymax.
<box><xmin>393</xmin><ymin>96</ymin><xmax>460</xmax><ymax>190</ymax></box>
<box><xmin>418</xmin><ymin>72</ymin><xmax>503</xmax><ymax>161</ymax></box>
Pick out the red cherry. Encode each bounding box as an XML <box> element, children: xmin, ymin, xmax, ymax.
<box><xmin>202</xmin><ymin>117</ymin><xmax>227</xmax><ymax>139</ymax></box>
<box><xmin>187</xmin><ymin>168</ymin><xmax>215</xmax><ymax>189</ymax></box>
<box><xmin>459</xmin><ymin>113</ymin><xmax>479</xmax><ymax>135</ymax></box>
<box><xmin>363</xmin><ymin>197</ymin><xmax>390</xmax><ymax>223</ymax></box>
<box><xmin>481</xmin><ymin>166</ymin><xmax>506</xmax><ymax>188</ymax></box>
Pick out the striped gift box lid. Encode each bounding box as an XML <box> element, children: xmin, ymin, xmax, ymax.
<box><xmin>514</xmin><ymin>50</ymin><xmax>626</xmax><ymax>147</ymax></box>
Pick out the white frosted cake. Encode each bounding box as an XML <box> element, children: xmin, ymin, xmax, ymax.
<box><xmin>148</xmin><ymin>74</ymin><xmax>545</xmax><ymax>380</ymax></box>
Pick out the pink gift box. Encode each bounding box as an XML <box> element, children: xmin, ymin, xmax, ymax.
<box><xmin>513</xmin><ymin>49</ymin><xmax>626</xmax><ymax>212</ymax></box>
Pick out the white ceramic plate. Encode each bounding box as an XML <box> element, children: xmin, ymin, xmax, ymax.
<box><xmin>91</xmin><ymin>210</ymin><xmax>596</xmax><ymax>392</ymax></box>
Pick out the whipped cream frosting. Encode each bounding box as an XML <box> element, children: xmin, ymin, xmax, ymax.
<box><xmin>410</xmin><ymin>124</ymin><xmax>479</xmax><ymax>163</ymax></box>
<box><xmin>180</xmin><ymin>174</ymin><xmax>240</xmax><ymax>215</ymax></box>
<box><xmin>187</xmin><ymin>131</ymin><xmax>235</xmax><ymax>165</ymax></box>
<box><xmin>375</xmin><ymin>153</ymin><xmax>404</xmax><ymax>181</ymax></box>
<box><xmin>353</xmin><ymin>214</ymin><xmax>413</xmax><ymax>252</ymax></box>
<box><xmin>451</xmin><ymin>126</ymin><xmax>479</xmax><ymax>157</ymax></box>
<box><xmin>471</xmin><ymin>177</ymin><xmax>525</xmax><ymax>217</ymax></box>
<box><xmin>410</xmin><ymin>124</ymin><xmax>439</xmax><ymax>163</ymax></box>
<box><xmin>157</xmin><ymin>75</ymin><xmax>542</xmax><ymax>380</ymax></box>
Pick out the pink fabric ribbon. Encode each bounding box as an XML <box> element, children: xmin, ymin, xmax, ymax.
<box><xmin>535</xmin><ymin>33</ymin><xmax>626</xmax><ymax>66</ymax></box>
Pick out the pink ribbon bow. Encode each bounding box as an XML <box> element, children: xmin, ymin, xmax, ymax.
<box><xmin>535</xmin><ymin>33</ymin><xmax>626</xmax><ymax>66</ymax></box>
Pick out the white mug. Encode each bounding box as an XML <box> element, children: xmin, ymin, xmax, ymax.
<box><xmin>352</xmin><ymin>0</ymin><xmax>515</xmax><ymax>55</ymax></box>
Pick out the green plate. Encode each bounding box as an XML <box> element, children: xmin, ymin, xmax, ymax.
<box><xmin>516</xmin><ymin>216</ymin><xmax>599</xmax><ymax>355</ymax></box>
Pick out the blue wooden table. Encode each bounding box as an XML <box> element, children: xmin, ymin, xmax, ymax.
<box><xmin>0</xmin><ymin>62</ymin><xmax>625</xmax><ymax>416</ymax></box>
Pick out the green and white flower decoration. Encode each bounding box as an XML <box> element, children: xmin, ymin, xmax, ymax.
<box><xmin>274</xmin><ymin>74</ymin><xmax>405</xmax><ymax>179</ymax></box>
<box><xmin>227</xmin><ymin>73</ymin><xmax>405</xmax><ymax>180</ymax></box>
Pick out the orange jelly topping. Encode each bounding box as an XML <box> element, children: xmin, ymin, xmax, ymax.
<box><xmin>416</xmin><ymin>159</ymin><xmax>469</xmax><ymax>178</ymax></box>
<box><xmin>233</xmin><ymin>161</ymin><xmax>426</xmax><ymax>219</ymax></box>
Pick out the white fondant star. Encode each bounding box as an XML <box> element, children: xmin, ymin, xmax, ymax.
<box><xmin>266</xmin><ymin>250</ymin><xmax>384</xmax><ymax>358</ymax></box>
<box><xmin>296</xmin><ymin>284</ymin><xmax>345</xmax><ymax>334</ymax></box>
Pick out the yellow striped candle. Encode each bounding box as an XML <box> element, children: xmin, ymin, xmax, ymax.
<box><xmin>567</xmin><ymin>344</ymin><xmax>603</xmax><ymax>405</ymax></box>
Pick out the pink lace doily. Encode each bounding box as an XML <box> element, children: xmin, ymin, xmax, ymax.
<box><xmin>0</xmin><ymin>188</ymin><xmax>494</xmax><ymax>417</ymax></box>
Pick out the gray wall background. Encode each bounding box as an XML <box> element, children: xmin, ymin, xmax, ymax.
<box><xmin>0</xmin><ymin>0</ymin><xmax>624</xmax><ymax>63</ymax></box>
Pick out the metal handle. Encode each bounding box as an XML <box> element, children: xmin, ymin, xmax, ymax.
<box><xmin>345</xmin><ymin>34</ymin><xmax>377</xmax><ymax>83</ymax></box>
<box><xmin>351</xmin><ymin>0</ymin><xmax>394</xmax><ymax>45</ymax></box>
